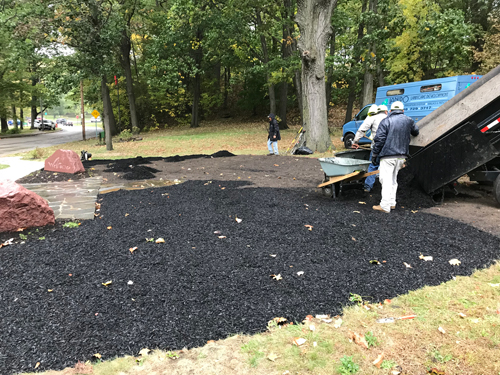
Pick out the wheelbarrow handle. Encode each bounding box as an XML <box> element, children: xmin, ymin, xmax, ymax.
<box><xmin>399</xmin><ymin>315</ymin><xmax>417</xmax><ymax>320</ymax></box>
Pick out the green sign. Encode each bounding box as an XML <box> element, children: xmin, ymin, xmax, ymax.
<box><xmin>44</xmin><ymin>112</ymin><xmax>47</xmax><ymax>115</ymax></box>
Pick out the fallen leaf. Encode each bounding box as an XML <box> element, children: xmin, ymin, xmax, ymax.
<box><xmin>411</xmin><ymin>210</ymin><xmax>418</xmax><ymax>213</ymax></box>
<box><xmin>213</xmin><ymin>230</ymin><xmax>221</xmax><ymax>234</ymax></box>
<box><xmin>471</xmin><ymin>318</ymin><xmax>480</xmax><ymax>323</ymax></box>
<box><xmin>268</xmin><ymin>353</ymin><xmax>279</xmax><ymax>361</ymax></box>
<box><xmin>35</xmin><ymin>362</ymin><xmax>40</xmax><ymax>369</ymax></box>
<box><xmin>309</xmin><ymin>324</ymin><xmax>316</xmax><ymax>331</ymax></box>
<box><xmin>297</xmin><ymin>271</ymin><xmax>304</xmax><ymax>276</ymax></box>
<box><xmin>372</xmin><ymin>352</ymin><xmax>385</xmax><ymax>368</ymax></box>
<box><xmin>271</xmin><ymin>274</ymin><xmax>283</xmax><ymax>281</ymax></box>
<box><xmin>304</xmin><ymin>315</ymin><xmax>313</xmax><ymax>321</ymax></box>
<box><xmin>353</xmin><ymin>211</ymin><xmax>361</xmax><ymax>213</ymax></box>
<box><xmin>449</xmin><ymin>259</ymin><xmax>461</xmax><ymax>266</ymax></box>
<box><xmin>489</xmin><ymin>283</ymin><xmax>500</xmax><ymax>287</ymax></box>
<box><xmin>16</xmin><ymin>228</ymin><xmax>26</xmax><ymax>232</ymax></box>
<box><xmin>458</xmin><ymin>312</ymin><xmax>466</xmax><ymax>318</ymax></box>
<box><xmin>139</xmin><ymin>348</ymin><xmax>150</xmax><ymax>356</ymax></box>
<box><xmin>352</xmin><ymin>236</ymin><xmax>357</xmax><ymax>241</ymax></box>
<box><xmin>207</xmin><ymin>340</ymin><xmax>215</xmax><ymax>344</ymax></box>
<box><xmin>155</xmin><ymin>238</ymin><xmax>165</xmax><ymax>243</ymax></box>
<box><xmin>102</xmin><ymin>280</ymin><xmax>112</xmax><ymax>287</ymax></box>
<box><xmin>334</xmin><ymin>318</ymin><xmax>343</xmax><ymax>328</ymax></box>
<box><xmin>404</xmin><ymin>262</ymin><xmax>412</xmax><ymax>268</ymax></box>
<box><xmin>351</xmin><ymin>332</ymin><xmax>369</xmax><ymax>349</ymax></box>
<box><xmin>313</xmin><ymin>341</ymin><xmax>317</xmax><ymax>347</ymax></box>
<box><xmin>419</xmin><ymin>254</ymin><xmax>433</xmax><ymax>261</ymax></box>
<box><xmin>107</xmin><ymin>226</ymin><xmax>112</xmax><ymax>230</ymax></box>
<box><xmin>95</xmin><ymin>203</ymin><xmax>101</xmax><ymax>210</ymax></box>
<box><xmin>235</xmin><ymin>217</ymin><xmax>243</xmax><ymax>223</ymax></box>
<box><xmin>315</xmin><ymin>314</ymin><xmax>328</xmax><ymax>319</ymax></box>
<box><xmin>293</xmin><ymin>337</ymin><xmax>307</xmax><ymax>346</ymax></box>
<box><xmin>145</xmin><ymin>238</ymin><xmax>154</xmax><ymax>242</ymax></box>
<box><xmin>274</xmin><ymin>164</ymin><xmax>279</xmax><ymax>167</ymax></box>
<box><xmin>438</xmin><ymin>326</ymin><xmax>446</xmax><ymax>334</ymax></box>
<box><xmin>322</xmin><ymin>318</ymin><xmax>333</xmax><ymax>323</ymax></box>
<box><xmin>128</xmin><ymin>280</ymin><xmax>134</xmax><ymax>285</ymax></box>
<box><xmin>428</xmin><ymin>368</ymin><xmax>446</xmax><ymax>375</ymax></box>
<box><xmin>218</xmin><ymin>235</ymin><xmax>226</xmax><ymax>239</ymax></box>
<box><xmin>304</xmin><ymin>225</ymin><xmax>313</xmax><ymax>231</ymax></box>
<box><xmin>270</xmin><ymin>254</ymin><xmax>277</xmax><ymax>257</ymax></box>
<box><xmin>358</xmin><ymin>201</ymin><xmax>366</xmax><ymax>204</ymax></box>
<box><xmin>47</xmin><ymin>289</ymin><xmax>53</xmax><ymax>292</ymax></box>
<box><xmin>385</xmin><ymin>299</ymin><xmax>392</xmax><ymax>304</ymax></box>
<box><xmin>129</xmin><ymin>246</ymin><xmax>138</xmax><ymax>253</ymax></box>
<box><xmin>93</xmin><ymin>353</ymin><xmax>102</xmax><ymax>359</ymax></box>
<box><xmin>370</xmin><ymin>260</ymin><xmax>380</xmax><ymax>265</ymax></box>
<box><xmin>125</xmin><ymin>213</ymin><xmax>129</xmax><ymax>217</ymax></box>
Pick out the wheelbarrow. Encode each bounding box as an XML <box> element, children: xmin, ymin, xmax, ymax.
<box><xmin>317</xmin><ymin>149</ymin><xmax>379</xmax><ymax>198</ymax></box>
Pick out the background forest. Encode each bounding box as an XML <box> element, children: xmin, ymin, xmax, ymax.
<box><xmin>0</xmin><ymin>0</ymin><xmax>499</xmax><ymax>135</ymax></box>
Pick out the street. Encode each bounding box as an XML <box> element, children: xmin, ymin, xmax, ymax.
<box><xmin>0</xmin><ymin>125</ymin><xmax>103</xmax><ymax>157</ymax></box>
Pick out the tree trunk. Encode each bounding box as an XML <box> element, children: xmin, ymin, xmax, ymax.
<box><xmin>1</xmin><ymin>116</ymin><xmax>8</xmax><ymax>133</ymax></box>
<box><xmin>223</xmin><ymin>66</ymin><xmax>230</xmax><ymax>109</ymax></box>
<box><xmin>80</xmin><ymin>80</ymin><xmax>86</xmax><ymax>141</ymax></box>
<box><xmin>278</xmin><ymin>82</ymin><xmax>289</xmax><ymax>129</ymax></box>
<box><xmin>120</xmin><ymin>29</ymin><xmax>140</xmax><ymax>132</ymax></box>
<box><xmin>345</xmin><ymin>0</ymin><xmax>367</xmax><ymax>123</ymax></box>
<box><xmin>296</xmin><ymin>0</ymin><xmax>338</xmax><ymax>152</ymax></box>
<box><xmin>325</xmin><ymin>31</ymin><xmax>335</xmax><ymax>108</ymax></box>
<box><xmin>361</xmin><ymin>0</ymin><xmax>376</xmax><ymax>106</ymax></box>
<box><xmin>20</xmin><ymin>107</ymin><xmax>24</xmax><ymax>130</ymax></box>
<box><xmin>12</xmin><ymin>105</ymin><xmax>18</xmax><ymax>129</ymax></box>
<box><xmin>191</xmin><ymin>28</ymin><xmax>203</xmax><ymax>128</ymax></box>
<box><xmin>256</xmin><ymin>11</ymin><xmax>276</xmax><ymax>115</ymax></box>
<box><xmin>278</xmin><ymin>0</ymin><xmax>293</xmax><ymax>130</ymax></box>
<box><xmin>101</xmin><ymin>76</ymin><xmax>116</xmax><ymax>150</ymax></box>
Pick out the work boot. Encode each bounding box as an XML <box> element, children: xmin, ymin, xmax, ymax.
<box><xmin>373</xmin><ymin>205</ymin><xmax>390</xmax><ymax>213</ymax></box>
<box><xmin>267</xmin><ymin>153</ymin><xmax>274</xmax><ymax>156</ymax></box>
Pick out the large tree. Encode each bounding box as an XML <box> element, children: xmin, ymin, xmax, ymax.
<box><xmin>296</xmin><ymin>0</ymin><xmax>338</xmax><ymax>152</ymax></box>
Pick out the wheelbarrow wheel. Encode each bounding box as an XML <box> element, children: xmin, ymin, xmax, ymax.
<box><xmin>322</xmin><ymin>182</ymin><xmax>341</xmax><ymax>199</ymax></box>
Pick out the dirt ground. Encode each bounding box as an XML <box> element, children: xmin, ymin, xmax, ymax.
<box><xmin>18</xmin><ymin>153</ymin><xmax>500</xmax><ymax>236</ymax></box>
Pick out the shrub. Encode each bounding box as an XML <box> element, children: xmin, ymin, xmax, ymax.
<box><xmin>25</xmin><ymin>147</ymin><xmax>46</xmax><ymax>160</ymax></box>
<box><xmin>118</xmin><ymin>129</ymin><xmax>134</xmax><ymax>140</ymax></box>
<box><xmin>6</xmin><ymin>128</ymin><xmax>21</xmax><ymax>134</ymax></box>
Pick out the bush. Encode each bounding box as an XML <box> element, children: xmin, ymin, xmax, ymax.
<box><xmin>25</xmin><ymin>147</ymin><xmax>46</xmax><ymax>160</ymax></box>
<box><xmin>6</xmin><ymin>128</ymin><xmax>21</xmax><ymax>134</ymax></box>
<box><xmin>118</xmin><ymin>129</ymin><xmax>134</xmax><ymax>140</ymax></box>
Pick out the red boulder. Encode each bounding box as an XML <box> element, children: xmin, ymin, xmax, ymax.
<box><xmin>0</xmin><ymin>180</ymin><xmax>55</xmax><ymax>233</ymax></box>
<box><xmin>45</xmin><ymin>149</ymin><xmax>85</xmax><ymax>174</ymax></box>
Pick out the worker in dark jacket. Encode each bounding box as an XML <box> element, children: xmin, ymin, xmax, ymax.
<box><xmin>267</xmin><ymin>113</ymin><xmax>281</xmax><ymax>155</ymax></box>
<box><xmin>371</xmin><ymin>101</ymin><xmax>419</xmax><ymax>213</ymax></box>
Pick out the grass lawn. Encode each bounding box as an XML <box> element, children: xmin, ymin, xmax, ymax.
<box><xmin>16</xmin><ymin>119</ymin><xmax>500</xmax><ymax>375</ymax></box>
<box><xmin>17</xmin><ymin>119</ymin><xmax>345</xmax><ymax>161</ymax></box>
<box><xmin>0</xmin><ymin>163</ymin><xmax>9</xmax><ymax>170</ymax></box>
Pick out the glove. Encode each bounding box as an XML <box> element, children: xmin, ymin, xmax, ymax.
<box><xmin>371</xmin><ymin>154</ymin><xmax>379</xmax><ymax>166</ymax></box>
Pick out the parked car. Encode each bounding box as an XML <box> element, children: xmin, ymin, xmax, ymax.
<box><xmin>56</xmin><ymin>118</ymin><xmax>67</xmax><ymax>126</ymax></box>
<box><xmin>66</xmin><ymin>120</ymin><xmax>73</xmax><ymax>126</ymax></box>
<box><xmin>38</xmin><ymin>120</ymin><xmax>56</xmax><ymax>130</ymax></box>
<box><xmin>341</xmin><ymin>75</ymin><xmax>483</xmax><ymax>148</ymax></box>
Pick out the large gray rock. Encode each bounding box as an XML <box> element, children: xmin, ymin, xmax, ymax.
<box><xmin>0</xmin><ymin>180</ymin><xmax>55</xmax><ymax>233</ymax></box>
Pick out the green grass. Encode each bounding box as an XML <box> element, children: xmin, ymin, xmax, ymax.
<box><xmin>0</xmin><ymin>164</ymin><xmax>9</xmax><ymax>170</ymax></box>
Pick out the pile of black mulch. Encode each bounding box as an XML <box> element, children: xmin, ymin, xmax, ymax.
<box><xmin>17</xmin><ymin>169</ymin><xmax>91</xmax><ymax>184</ymax></box>
<box><xmin>1</xmin><ymin>180</ymin><xmax>498</xmax><ymax>374</ymax></box>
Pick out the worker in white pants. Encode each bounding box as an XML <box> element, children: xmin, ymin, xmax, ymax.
<box><xmin>379</xmin><ymin>158</ymin><xmax>406</xmax><ymax>212</ymax></box>
<box><xmin>371</xmin><ymin>101</ymin><xmax>419</xmax><ymax>213</ymax></box>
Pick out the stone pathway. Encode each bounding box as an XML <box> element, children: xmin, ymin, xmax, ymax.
<box><xmin>21</xmin><ymin>177</ymin><xmax>102</xmax><ymax>220</ymax></box>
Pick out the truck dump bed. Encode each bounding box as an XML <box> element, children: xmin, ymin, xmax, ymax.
<box><xmin>408</xmin><ymin>65</ymin><xmax>500</xmax><ymax>195</ymax></box>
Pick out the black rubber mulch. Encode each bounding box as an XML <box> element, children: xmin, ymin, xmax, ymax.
<box><xmin>16</xmin><ymin>169</ymin><xmax>91</xmax><ymax>184</ymax></box>
<box><xmin>0</xmin><ymin>180</ymin><xmax>498</xmax><ymax>374</ymax></box>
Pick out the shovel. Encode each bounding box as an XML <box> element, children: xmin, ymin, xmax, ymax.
<box><xmin>376</xmin><ymin>314</ymin><xmax>416</xmax><ymax>323</ymax></box>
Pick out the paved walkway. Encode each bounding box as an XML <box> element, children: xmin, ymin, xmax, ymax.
<box><xmin>0</xmin><ymin>157</ymin><xmax>44</xmax><ymax>182</ymax></box>
<box><xmin>21</xmin><ymin>177</ymin><xmax>102</xmax><ymax>220</ymax></box>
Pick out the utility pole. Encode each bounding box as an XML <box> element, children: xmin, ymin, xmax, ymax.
<box><xmin>80</xmin><ymin>80</ymin><xmax>86</xmax><ymax>141</ymax></box>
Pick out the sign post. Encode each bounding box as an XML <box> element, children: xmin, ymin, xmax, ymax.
<box><xmin>91</xmin><ymin>109</ymin><xmax>100</xmax><ymax>141</ymax></box>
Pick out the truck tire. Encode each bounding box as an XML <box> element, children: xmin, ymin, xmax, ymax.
<box><xmin>343</xmin><ymin>133</ymin><xmax>354</xmax><ymax>149</ymax></box>
<box><xmin>493</xmin><ymin>174</ymin><xmax>500</xmax><ymax>205</ymax></box>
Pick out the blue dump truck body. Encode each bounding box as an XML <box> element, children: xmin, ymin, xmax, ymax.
<box><xmin>341</xmin><ymin>75</ymin><xmax>482</xmax><ymax>148</ymax></box>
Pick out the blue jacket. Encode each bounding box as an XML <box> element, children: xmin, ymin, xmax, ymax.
<box><xmin>372</xmin><ymin>111</ymin><xmax>419</xmax><ymax>158</ymax></box>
